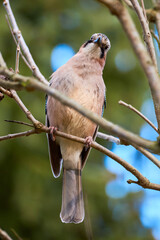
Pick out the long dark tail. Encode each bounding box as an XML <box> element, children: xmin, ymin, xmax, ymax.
<box><xmin>60</xmin><ymin>167</ymin><xmax>84</xmax><ymax>224</ymax></box>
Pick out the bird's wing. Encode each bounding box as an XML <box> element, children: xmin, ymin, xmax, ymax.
<box><xmin>45</xmin><ymin>96</ymin><xmax>62</xmax><ymax>178</ymax></box>
<box><xmin>81</xmin><ymin>92</ymin><xmax>106</xmax><ymax>169</ymax></box>
<box><xmin>81</xmin><ymin>126</ymin><xmax>98</xmax><ymax>169</ymax></box>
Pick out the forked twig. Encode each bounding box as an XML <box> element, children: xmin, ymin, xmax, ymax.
<box><xmin>5</xmin><ymin>15</ymin><xmax>31</xmax><ymax>71</ymax></box>
<box><xmin>3</xmin><ymin>0</ymin><xmax>49</xmax><ymax>85</ymax></box>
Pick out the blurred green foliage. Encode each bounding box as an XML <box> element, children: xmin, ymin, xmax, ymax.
<box><xmin>0</xmin><ymin>0</ymin><xmax>154</xmax><ymax>239</ymax></box>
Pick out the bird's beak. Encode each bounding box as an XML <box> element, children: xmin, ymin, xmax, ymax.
<box><xmin>93</xmin><ymin>36</ymin><xmax>102</xmax><ymax>47</ymax></box>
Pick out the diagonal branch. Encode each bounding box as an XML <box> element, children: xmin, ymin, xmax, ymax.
<box><xmin>10</xmin><ymin>89</ymin><xmax>41</xmax><ymax>127</ymax></box>
<box><xmin>0</xmin><ymin>228</ymin><xmax>13</xmax><ymax>240</ymax></box>
<box><xmin>151</xmin><ymin>29</ymin><xmax>160</xmax><ymax>48</ymax></box>
<box><xmin>3</xmin><ymin>0</ymin><xmax>49</xmax><ymax>85</ymax></box>
<box><xmin>119</xmin><ymin>100</ymin><xmax>158</xmax><ymax>133</ymax></box>
<box><xmin>123</xmin><ymin>0</ymin><xmax>133</xmax><ymax>9</ymax></box>
<box><xmin>133</xmin><ymin>144</ymin><xmax>160</xmax><ymax>169</ymax></box>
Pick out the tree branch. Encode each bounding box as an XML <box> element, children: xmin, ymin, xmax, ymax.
<box><xmin>133</xmin><ymin>144</ymin><xmax>160</xmax><ymax>169</ymax></box>
<box><xmin>123</xmin><ymin>0</ymin><xmax>133</xmax><ymax>9</ymax></box>
<box><xmin>5</xmin><ymin>14</ymin><xmax>32</xmax><ymax>71</ymax></box>
<box><xmin>0</xmin><ymin>228</ymin><xmax>13</xmax><ymax>240</ymax></box>
<box><xmin>156</xmin><ymin>11</ymin><xmax>160</xmax><ymax>40</ymax></box>
<box><xmin>10</xmin><ymin>89</ymin><xmax>41</xmax><ymax>127</ymax></box>
<box><xmin>119</xmin><ymin>100</ymin><xmax>158</xmax><ymax>133</ymax></box>
<box><xmin>0</xmin><ymin>86</ymin><xmax>12</xmax><ymax>97</ymax></box>
<box><xmin>96</xmin><ymin>132</ymin><xmax>120</xmax><ymax>144</ymax></box>
<box><xmin>0</xmin><ymin>124</ymin><xmax>160</xmax><ymax>191</ymax></box>
<box><xmin>151</xmin><ymin>29</ymin><xmax>160</xmax><ymax>48</ymax></box>
<box><xmin>130</xmin><ymin>0</ymin><xmax>157</xmax><ymax>69</ymax></box>
<box><xmin>0</xmin><ymin>129</ymin><xmax>37</xmax><ymax>141</ymax></box>
<box><xmin>3</xmin><ymin>0</ymin><xmax>49</xmax><ymax>85</ymax></box>
<box><xmin>5</xmin><ymin>120</ymin><xmax>34</xmax><ymax>128</ymax></box>
<box><xmin>140</xmin><ymin>0</ymin><xmax>147</xmax><ymax>21</ymax></box>
<box><xmin>97</xmin><ymin>0</ymin><xmax>160</xmax><ymax>132</ymax></box>
<box><xmin>0</xmin><ymin>67</ymin><xmax>159</xmax><ymax>153</ymax></box>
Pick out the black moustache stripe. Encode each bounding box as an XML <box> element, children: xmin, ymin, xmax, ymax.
<box><xmin>83</xmin><ymin>40</ymin><xmax>93</xmax><ymax>48</ymax></box>
<box><xmin>100</xmin><ymin>47</ymin><xmax>105</xmax><ymax>58</ymax></box>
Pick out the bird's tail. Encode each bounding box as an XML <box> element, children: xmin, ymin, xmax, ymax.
<box><xmin>60</xmin><ymin>165</ymin><xmax>84</xmax><ymax>224</ymax></box>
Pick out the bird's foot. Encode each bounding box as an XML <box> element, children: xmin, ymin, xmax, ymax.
<box><xmin>85</xmin><ymin>136</ymin><xmax>93</xmax><ymax>147</ymax></box>
<box><xmin>49</xmin><ymin>126</ymin><xmax>58</xmax><ymax>141</ymax></box>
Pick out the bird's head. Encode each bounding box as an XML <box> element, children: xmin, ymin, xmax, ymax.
<box><xmin>79</xmin><ymin>33</ymin><xmax>111</xmax><ymax>60</ymax></box>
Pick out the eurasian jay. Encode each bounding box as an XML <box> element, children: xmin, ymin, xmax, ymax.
<box><xmin>46</xmin><ymin>33</ymin><xmax>111</xmax><ymax>224</ymax></box>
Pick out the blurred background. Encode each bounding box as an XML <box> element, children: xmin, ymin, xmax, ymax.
<box><xmin>0</xmin><ymin>0</ymin><xmax>159</xmax><ymax>239</ymax></box>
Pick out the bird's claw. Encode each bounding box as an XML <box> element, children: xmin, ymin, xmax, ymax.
<box><xmin>85</xmin><ymin>136</ymin><xmax>93</xmax><ymax>147</ymax></box>
<box><xmin>49</xmin><ymin>126</ymin><xmax>58</xmax><ymax>141</ymax></box>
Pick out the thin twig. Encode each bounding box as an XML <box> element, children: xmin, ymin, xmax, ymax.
<box><xmin>0</xmin><ymin>87</ymin><xmax>12</xmax><ymax>97</ymax></box>
<box><xmin>0</xmin><ymin>92</ymin><xmax>4</xmax><ymax>101</ymax></box>
<box><xmin>10</xmin><ymin>90</ymin><xmax>40</xmax><ymax>127</ymax></box>
<box><xmin>130</xmin><ymin>0</ymin><xmax>158</xmax><ymax>70</ymax></box>
<box><xmin>97</xmin><ymin>132</ymin><xmax>120</xmax><ymax>144</ymax></box>
<box><xmin>4</xmin><ymin>119</ymin><xmax>120</xmax><ymax>143</ymax></box>
<box><xmin>141</xmin><ymin>0</ymin><xmax>147</xmax><ymax>21</ymax></box>
<box><xmin>119</xmin><ymin>100</ymin><xmax>158</xmax><ymax>133</ymax></box>
<box><xmin>11</xmin><ymin>229</ymin><xmax>23</xmax><ymax>240</ymax></box>
<box><xmin>133</xmin><ymin>144</ymin><xmax>160</xmax><ymax>168</ymax></box>
<box><xmin>0</xmin><ymin>53</ymin><xmax>7</xmax><ymax>68</ymax></box>
<box><xmin>0</xmin><ymin>228</ymin><xmax>13</xmax><ymax>240</ymax></box>
<box><xmin>0</xmin><ymin>129</ymin><xmax>37</xmax><ymax>141</ymax></box>
<box><xmin>5</xmin><ymin>15</ymin><xmax>31</xmax><ymax>71</ymax></box>
<box><xmin>3</xmin><ymin>0</ymin><xmax>49</xmax><ymax>85</ymax></box>
<box><xmin>123</xmin><ymin>0</ymin><xmax>133</xmax><ymax>9</ymax></box>
<box><xmin>151</xmin><ymin>29</ymin><xmax>160</xmax><ymax>48</ymax></box>
<box><xmin>15</xmin><ymin>33</ymin><xmax>20</xmax><ymax>73</ymax></box>
<box><xmin>156</xmin><ymin>11</ymin><xmax>160</xmax><ymax>40</ymax></box>
<box><xmin>5</xmin><ymin>120</ymin><xmax>34</xmax><ymax>128</ymax></box>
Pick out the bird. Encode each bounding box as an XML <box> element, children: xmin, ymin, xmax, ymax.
<box><xmin>46</xmin><ymin>33</ymin><xmax>111</xmax><ymax>224</ymax></box>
